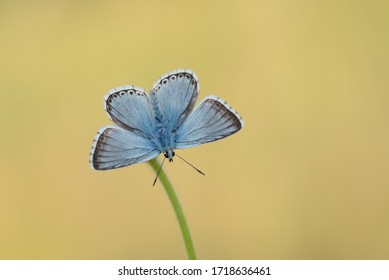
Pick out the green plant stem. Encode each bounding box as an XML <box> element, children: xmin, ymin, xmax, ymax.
<box><xmin>148</xmin><ymin>158</ymin><xmax>197</xmax><ymax>260</ymax></box>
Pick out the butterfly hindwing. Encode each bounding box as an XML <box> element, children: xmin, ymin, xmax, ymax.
<box><xmin>175</xmin><ymin>96</ymin><xmax>244</xmax><ymax>149</ymax></box>
<box><xmin>90</xmin><ymin>126</ymin><xmax>159</xmax><ymax>170</ymax></box>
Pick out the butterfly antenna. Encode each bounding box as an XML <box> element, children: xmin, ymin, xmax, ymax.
<box><xmin>175</xmin><ymin>153</ymin><xmax>205</xmax><ymax>175</ymax></box>
<box><xmin>153</xmin><ymin>157</ymin><xmax>166</xmax><ymax>187</ymax></box>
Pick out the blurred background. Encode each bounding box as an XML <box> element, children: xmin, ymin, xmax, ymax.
<box><xmin>0</xmin><ymin>0</ymin><xmax>388</xmax><ymax>259</ymax></box>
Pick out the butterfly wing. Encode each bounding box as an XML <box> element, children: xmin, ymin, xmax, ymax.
<box><xmin>91</xmin><ymin>85</ymin><xmax>160</xmax><ymax>170</ymax></box>
<box><xmin>90</xmin><ymin>126</ymin><xmax>159</xmax><ymax>170</ymax></box>
<box><xmin>149</xmin><ymin>69</ymin><xmax>199</xmax><ymax>133</ymax></box>
<box><xmin>104</xmin><ymin>85</ymin><xmax>157</xmax><ymax>139</ymax></box>
<box><xmin>175</xmin><ymin>96</ymin><xmax>244</xmax><ymax>149</ymax></box>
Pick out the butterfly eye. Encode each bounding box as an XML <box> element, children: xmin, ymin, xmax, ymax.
<box><xmin>169</xmin><ymin>75</ymin><xmax>176</xmax><ymax>81</ymax></box>
<box><xmin>155</xmin><ymin>85</ymin><xmax>161</xmax><ymax>92</ymax></box>
<box><xmin>128</xmin><ymin>90</ymin><xmax>135</xmax><ymax>95</ymax></box>
<box><xmin>178</xmin><ymin>73</ymin><xmax>184</xmax><ymax>78</ymax></box>
<box><xmin>112</xmin><ymin>93</ymin><xmax>118</xmax><ymax>98</ymax></box>
<box><xmin>185</xmin><ymin>74</ymin><xmax>191</xmax><ymax>79</ymax></box>
<box><xmin>119</xmin><ymin>91</ymin><xmax>126</xmax><ymax>96</ymax></box>
<box><xmin>162</xmin><ymin>79</ymin><xmax>168</xmax><ymax>85</ymax></box>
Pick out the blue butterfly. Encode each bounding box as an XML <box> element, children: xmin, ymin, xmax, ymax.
<box><xmin>90</xmin><ymin>69</ymin><xmax>244</xmax><ymax>171</ymax></box>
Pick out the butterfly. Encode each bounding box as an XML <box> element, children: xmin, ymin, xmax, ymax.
<box><xmin>90</xmin><ymin>69</ymin><xmax>244</xmax><ymax>172</ymax></box>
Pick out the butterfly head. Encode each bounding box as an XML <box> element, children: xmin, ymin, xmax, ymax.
<box><xmin>163</xmin><ymin>149</ymin><xmax>175</xmax><ymax>162</ymax></box>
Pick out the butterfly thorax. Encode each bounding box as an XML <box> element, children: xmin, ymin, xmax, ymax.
<box><xmin>149</xmin><ymin>90</ymin><xmax>177</xmax><ymax>154</ymax></box>
<box><xmin>155</xmin><ymin>126</ymin><xmax>176</xmax><ymax>162</ymax></box>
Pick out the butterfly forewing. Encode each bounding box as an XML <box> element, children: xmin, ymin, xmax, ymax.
<box><xmin>150</xmin><ymin>69</ymin><xmax>199</xmax><ymax>132</ymax></box>
<box><xmin>104</xmin><ymin>86</ymin><xmax>157</xmax><ymax>139</ymax></box>
<box><xmin>175</xmin><ymin>96</ymin><xmax>244</xmax><ymax>149</ymax></box>
<box><xmin>90</xmin><ymin>126</ymin><xmax>159</xmax><ymax>170</ymax></box>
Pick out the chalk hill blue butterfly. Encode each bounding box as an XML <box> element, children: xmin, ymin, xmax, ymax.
<box><xmin>90</xmin><ymin>69</ymin><xmax>244</xmax><ymax>170</ymax></box>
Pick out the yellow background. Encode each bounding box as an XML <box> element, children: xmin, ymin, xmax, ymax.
<box><xmin>0</xmin><ymin>0</ymin><xmax>388</xmax><ymax>259</ymax></box>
